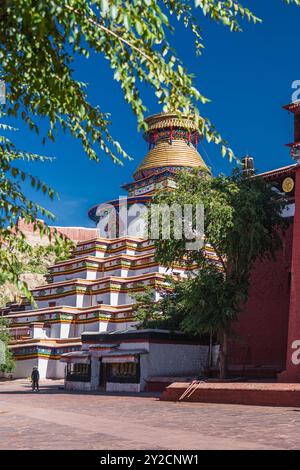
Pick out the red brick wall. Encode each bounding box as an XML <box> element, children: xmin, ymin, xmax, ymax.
<box><xmin>14</xmin><ymin>218</ymin><xmax>98</xmax><ymax>244</ymax></box>
<box><xmin>53</xmin><ymin>226</ymin><xmax>98</xmax><ymax>242</ymax></box>
<box><xmin>229</xmin><ymin>223</ymin><xmax>293</xmax><ymax>370</ymax></box>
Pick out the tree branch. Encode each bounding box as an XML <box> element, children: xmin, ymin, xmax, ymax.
<box><xmin>65</xmin><ymin>5</ymin><xmax>154</xmax><ymax>65</ymax></box>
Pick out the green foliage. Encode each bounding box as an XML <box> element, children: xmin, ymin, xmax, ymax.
<box><xmin>0</xmin><ymin>114</ymin><xmax>74</xmax><ymax>301</ymax></box>
<box><xmin>0</xmin><ymin>317</ymin><xmax>15</xmax><ymax>373</ymax></box>
<box><xmin>0</xmin><ymin>0</ymin><xmax>298</xmax><ymax>301</ymax></box>
<box><xmin>0</xmin><ymin>228</ymin><xmax>73</xmax><ymax>306</ymax></box>
<box><xmin>25</xmin><ymin>238</ymin><xmax>74</xmax><ymax>274</ymax></box>
<box><xmin>1</xmin><ymin>0</ymin><xmax>297</xmax><ymax>163</ymax></box>
<box><xmin>132</xmin><ymin>284</ymin><xmax>158</xmax><ymax>325</ymax></box>
<box><xmin>145</xmin><ymin>168</ymin><xmax>289</xmax><ymax>376</ymax></box>
<box><xmin>133</xmin><ymin>268</ymin><xmax>239</xmax><ymax>339</ymax></box>
<box><xmin>132</xmin><ymin>281</ymin><xmax>184</xmax><ymax>331</ymax></box>
<box><xmin>152</xmin><ymin>168</ymin><xmax>288</xmax><ymax>278</ymax></box>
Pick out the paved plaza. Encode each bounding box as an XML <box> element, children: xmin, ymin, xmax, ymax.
<box><xmin>0</xmin><ymin>379</ymin><xmax>300</xmax><ymax>450</ymax></box>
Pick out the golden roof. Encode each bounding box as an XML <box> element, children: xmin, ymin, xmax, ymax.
<box><xmin>134</xmin><ymin>140</ymin><xmax>208</xmax><ymax>176</ymax></box>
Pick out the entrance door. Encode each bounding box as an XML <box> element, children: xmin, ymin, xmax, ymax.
<box><xmin>99</xmin><ymin>360</ymin><xmax>107</xmax><ymax>391</ymax></box>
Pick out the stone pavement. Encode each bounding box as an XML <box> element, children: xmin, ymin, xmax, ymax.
<box><xmin>1</xmin><ymin>379</ymin><xmax>300</xmax><ymax>450</ymax></box>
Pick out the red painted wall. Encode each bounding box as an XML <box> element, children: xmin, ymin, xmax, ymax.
<box><xmin>229</xmin><ymin>223</ymin><xmax>293</xmax><ymax>370</ymax></box>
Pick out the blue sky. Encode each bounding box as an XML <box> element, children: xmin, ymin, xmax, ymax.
<box><xmin>5</xmin><ymin>0</ymin><xmax>300</xmax><ymax>227</ymax></box>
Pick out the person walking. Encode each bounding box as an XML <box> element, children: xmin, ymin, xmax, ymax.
<box><xmin>31</xmin><ymin>367</ymin><xmax>40</xmax><ymax>392</ymax></box>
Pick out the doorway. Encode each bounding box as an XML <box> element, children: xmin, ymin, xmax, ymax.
<box><xmin>99</xmin><ymin>360</ymin><xmax>107</xmax><ymax>391</ymax></box>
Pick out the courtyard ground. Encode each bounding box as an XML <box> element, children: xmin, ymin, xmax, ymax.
<box><xmin>0</xmin><ymin>379</ymin><xmax>300</xmax><ymax>450</ymax></box>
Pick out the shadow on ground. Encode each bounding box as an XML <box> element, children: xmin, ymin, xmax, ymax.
<box><xmin>0</xmin><ymin>382</ymin><xmax>160</xmax><ymax>398</ymax></box>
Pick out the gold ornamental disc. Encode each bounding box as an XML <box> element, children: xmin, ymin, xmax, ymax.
<box><xmin>282</xmin><ymin>177</ymin><xmax>295</xmax><ymax>193</ymax></box>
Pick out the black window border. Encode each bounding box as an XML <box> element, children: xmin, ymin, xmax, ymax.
<box><xmin>106</xmin><ymin>357</ymin><xmax>140</xmax><ymax>384</ymax></box>
<box><xmin>66</xmin><ymin>363</ymin><xmax>91</xmax><ymax>382</ymax></box>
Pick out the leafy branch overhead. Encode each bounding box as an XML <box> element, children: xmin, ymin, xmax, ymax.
<box><xmin>0</xmin><ymin>117</ymin><xmax>72</xmax><ymax>302</ymax></box>
<box><xmin>1</xmin><ymin>0</ymin><xmax>298</xmax><ymax>163</ymax></box>
<box><xmin>0</xmin><ymin>0</ymin><xmax>299</xmax><ymax>303</ymax></box>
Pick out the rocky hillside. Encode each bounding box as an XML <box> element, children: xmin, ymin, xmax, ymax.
<box><xmin>0</xmin><ymin>241</ymin><xmax>74</xmax><ymax>308</ymax></box>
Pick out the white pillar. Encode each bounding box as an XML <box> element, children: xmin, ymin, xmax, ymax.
<box><xmin>30</xmin><ymin>322</ymin><xmax>45</xmax><ymax>339</ymax></box>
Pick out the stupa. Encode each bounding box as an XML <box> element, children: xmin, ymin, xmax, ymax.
<box><xmin>4</xmin><ymin>113</ymin><xmax>210</xmax><ymax>379</ymax></box>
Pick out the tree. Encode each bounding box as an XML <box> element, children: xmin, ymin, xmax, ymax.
<box><xmin>0</xmin><ymin>1</ymin><xmax>299</xmax><ymax>299</ymax></box>
<box><xmin>0</xmin><ymin>119</ymin><xmax>71</xmax><ymax>301</ymax></box>
<box><xmin>132</xmin><ymin>281</ymin><xmax>185</xmax><ymax>332</ymax></box>
<box><xmin>139</xmin><ymin>168</ymin><xmax>288</xmax><ymax>378</ymax></box>
<box><xmin>1</xmin><ymin>1</ymin><xmax>298</xmax><ymax>161</ymax></box>
<box><xmin>0</xmin><ymin>317</ymin><xmax>15</xmax><ymax>373</ymax></box>
<box><xmin>0</xmin><ymin>0</ymin><xmax>263</xmax><ymax>163</ymax></box>
<box><xmin>0</xmin><ymin>234</ymin><xmax>74</xmax><ymax>307</ymax></box>
<box><xmin>133</xmin><ymin>269</ymin><xmax>233</xmax><ymax>376</ymax></box>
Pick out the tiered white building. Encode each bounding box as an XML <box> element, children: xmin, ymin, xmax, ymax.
<box><xmin>4</xmin><ymin>113</ymin><xmax>212</xmax><ymax>381</ymax></box>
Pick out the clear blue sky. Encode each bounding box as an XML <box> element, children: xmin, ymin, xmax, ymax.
<box><xmin>6</xmin><ymin>0</ymin><xmax>300</xmax><ymax>227</ymax></box>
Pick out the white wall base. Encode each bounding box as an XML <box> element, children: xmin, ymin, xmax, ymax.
<box><xmin>64</xmin><ymin>380</ymin><xmax>92</xmax><ymax>391</ymax></box>
<box><xmin>106</xmin><ymin>382</ymin><xmax>140</xmax><ymax>393</ymax></box>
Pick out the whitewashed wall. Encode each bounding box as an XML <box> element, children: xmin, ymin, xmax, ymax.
<box><xmin>45</xmin><ymin>359</ymin><xmax>66</xmax><ymax>379</ymax></box>
<box><xmin>76</xmin><ymin>321</ymin><xmax>101</xmax><ymax>336</ymax></box>
<box><xmin>139</xmin><ymin>343</ymin><xmax>209</xmax><ymax>390</ymax></box>
<box><xmin>12</xmin><ymin>358</ymin><xmax>37</xmax><ymax>379</ymax></box>
<box><xmin>36</xmin><ymin>294</ymin><xmax>77</xmax><ymax>309</ymax></box>
<box><xmin>12</xmin><ymin>358</ymin><xmax>65</xmax><ymax>379</ymax></box>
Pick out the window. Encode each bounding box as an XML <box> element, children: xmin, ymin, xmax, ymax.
<box><xmin>106</xmin><ymin>360</ymin><xmax>140</xmax><ymax>384</ymax></box>
<box><xmin>49</xmin><ymin>302</ymin><xmax>56</xmax><ymax>308</ymax></box>
<box><xmin>66</xmin><ymin>362</ymin><xmax>91</xmax><ymax>382</ymax></box>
